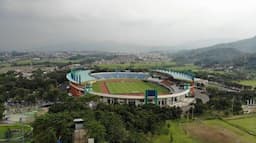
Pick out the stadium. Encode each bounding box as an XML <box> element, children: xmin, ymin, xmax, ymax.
<box><xmin>66</xmin><ymin>69</ymin><xmax>196</xmax><ymax>107</ymax></box>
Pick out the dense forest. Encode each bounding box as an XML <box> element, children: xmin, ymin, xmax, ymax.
<box><xmin>0</xmin><ymin>69</ymin><xmax>68</xmax><ymax>119</ymax></box>
<box><xmin>32</xmin><ymin>97</ymin><xmax>182</xmax><ymax>143</ymax></box>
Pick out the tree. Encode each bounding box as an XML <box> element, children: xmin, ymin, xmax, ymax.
<box><xmin>169</xmin><ymin>132</ymin><xmax>173</xmax><ymax>143</ymax></box>
<box><xmin>0</xmin><ymin>103</ymin><xmax>5</xmax><ymax>119</ymax></box>
<box><xmin>98</xmin><ymin>112</ymin><xmax>128</xmax><ymax>143</ymax></box>
<box><xmin>32</xmin><ymin>113</ymin><xmax>73</xmax><ymax>143</ymax></box>
<box><xmin>34</xmin><ymin>127</ymin><xmax>57</xmax><ymax>143</ymax></box>
<box><xmin>194</xmin><ymin>99</ymin><xmax>207</xmax><ymax>115</ymax></box>
<box><xmin>85</xmin><ymin>121</ymin><xmax>106</xmax><ymax>143</ymax></box>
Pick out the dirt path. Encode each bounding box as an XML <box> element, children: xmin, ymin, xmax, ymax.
<box><xmin>100</xmin><ymin>81</ymin><xmax>110</xmax><ymax>94</ymax></box>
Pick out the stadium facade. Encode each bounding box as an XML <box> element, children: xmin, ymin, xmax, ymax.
<box><xmin>66</xmin><ymin>69</ymin><xmax>196</xmax><ymax>107</ymax></box>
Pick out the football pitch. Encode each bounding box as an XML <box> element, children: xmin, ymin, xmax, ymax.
<box><xmin>93</xmin><ymin>79</ymin><xmax>169</xmax><ymax>95</ymax></box>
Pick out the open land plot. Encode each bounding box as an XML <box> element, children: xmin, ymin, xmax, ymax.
<box><xmin>170</xmin><ymin>64</ymin><xmax>201</xmax><ymax>72</ymax></box>
<box><xmin>96</xmin><ymin>63</ymin><xmax>226</xmax><ymax>74</ymax></box>
<box><xmin>96</xmin><ymin>62</ymin><xmax>176</xmax><ymax>70</ymax></box>
<box><xmin>196</xmin><ymin>119</ymin><xmax>256</xmax><ymax>143</ymax></box>
<box><xmin>152</xmin><ymin>121</ymin><xmax>200</xmax><ymax>143</ymax></box>
<box><xmin>238</xmin><ymin>80</ymin><xmax>256</xmax><ymax>87</ymax></box>
<box><xmin>227</xmin><ymin>116</ymin><xmax>256</xmax><ymax>135</ymax></box>
<box><xmin>153</xmin><ymin>118</ymin><xmax>256</xmax><ymax>143</ymax></box>
<box><xmin>0</xmin><ymin>124</ymin><xmax>32</xmax><ymax>139</ymax></box>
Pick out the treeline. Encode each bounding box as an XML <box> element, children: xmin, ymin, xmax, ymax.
<box><xmin>32</xmin><ymin>97</ymin><xmax>182</xmax><ymax>143</ymax></box>
<box><xmin>195</xmin><ymin>71</ymin><xmax>253</xmax><ymax>90</ymax></box>
<box><xmin>0</xmin><ymin>69</ymin><xmax>68</xmax><ymax>104</ymax></box>
<box><xmin>194</xmin><ymin>86</ymin><xmax>256</xmax><ymax>117</ymax></box>
<box><xmin>0</xmin><ymin>69</ymin><xmax>69</xmax><ymax>118</ymax></box>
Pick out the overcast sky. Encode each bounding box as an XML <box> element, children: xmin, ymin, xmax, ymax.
<box><xmin>1</xmin><ymin>0</ymin><xmax>256</xmax><ymax>50</ymax></box>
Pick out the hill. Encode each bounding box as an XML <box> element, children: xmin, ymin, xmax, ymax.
<box><xmin>173</xmin><ymin>36</ymin><xmax>256</xmax><ymax>67</ymax></box>
<box><xmin>207</xmin><ymin>36</ymin><xmax>256</xmax><ymax>53</ymax></box>
<box><xmin>174</xmin><ymin>47</ymin><xmax>245</xmax><ymax>66</ymax></box>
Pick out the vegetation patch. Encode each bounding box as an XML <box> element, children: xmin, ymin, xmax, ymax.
<box><xmin>184</xmin><ymin>121</ymin><xmax>241</xmax><ymax>143</ymax></box>
<box><xmin>227</xmin><ymin>116</ymin><xmax>256</xmax><ymax>135</ymax></box>
<box><xmin>238</xmin><ymin>80</ymin><xmax>256</xmax><ymax>87</ymax></box>
<box><xmin>0</xmin><ymin>124</ymin><xmax>32</xmax><ymax>141</ymax></box>
<box><xmin>202</xmin><ymin>119</ymin><xmax>256</xmax><ymax>143</ymax></box>
<box><xmin>152</xmin><ymin>121</ymin><xmax>200</xmax><ymax>143</ymax></box>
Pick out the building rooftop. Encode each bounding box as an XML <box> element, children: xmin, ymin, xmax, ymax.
<box><xmin>73</xmin><ymin>118</ymin><xmax>84</xmax><ymax>123</ymax></box>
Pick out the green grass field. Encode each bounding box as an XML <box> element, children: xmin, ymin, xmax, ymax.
<box><xmin>227</xmin><ymin>116</ymin><xmax>256</xmax><ymax>135</ymax></box>
<box><xmin>238</xmin><ymin>80</ymin><xmax>256</xmax><ymax>87</ymax></box>
<box><xmin>152</xmin><ymin>116</ymin><xmax>256</xmax><ymax>143</ymax></box>
<box><xmin>0</xmin><ymin>124</ymin><xmax>32</xmax><ymax>139</ymax></box>
<box><xmin>93</xmin><ymin>79</ymin><xmax>169</xmax><ymax>95</ymax></box>
<box><xmin>203</xmin><ymin>119</ymin><xmax>256</xmax><ymax>143</ymax></box>
<box><xmin>152</xmin><ymin>121</ymin><xmax>200</xmax><ymax>143</ymax></box>
<box><xmin>96</xmin><ymin>62</ymin><xmax>176</xmax><ymax>70</ymax></box>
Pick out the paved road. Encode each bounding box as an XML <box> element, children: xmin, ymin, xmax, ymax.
<box><xmin>208</xmin><ymin>81</ymin><xmax>240</xmax><ymax>92</ymax></box>
<box><xmin>194</xmin><ymin>89</ymin><xmax>209</xmax><ymax>104</ymax></box>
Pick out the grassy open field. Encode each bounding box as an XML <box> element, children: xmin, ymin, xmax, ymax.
<box><xmin>95</xmin><ymin>62</ymin><xmax>228</xmax><ymax>75</ymax></box>
<box><xmin>238</xmin><ymin>80</ymin><xmax>256</xmax><ymax>87</ymax></box>
<box><xmin>187</xmin><ymin>119</ymin><xmax>256</xmax><ymax>143</ymax></box>
<box><xmin>12</xmin><ymin>58</ymin><xmax>77</xmax><ymax>66</ymax></box>
<box><xmin>96</xmin><ymin>62</ymin><xmax>203</xmax><ymax>72</ymax></box>
<box><xmin>152</xmin><ymin>117</ymin><xmax>256</xmax><ymax>143</ymax></box>
<box><xmin>227</xmin><ymin>116</ymin><xmax>256</xmax><ymax>135</ymax></box>
<box><xmin>96</xmin><ymin>62</ymin><xmax>176</xmax><ymax>70</ymax></box>
<box><xmin>93</xmin><ymin>79</ymin><xmax>169</xmax><ymax>95</ymax></box>
<box><xmin>0</xmin><ymin>124</ymin><xmax>32</xmax><ymax>139</ymax></box>
<box><xmin>152</xmin><ymin>121</ymin><xmax>200</xmax><ymax>143</ymax></box>
<box><xmin>170</xmin><ymin>64</ymin><xmax>201</xmax><ymax>72</ymax></box>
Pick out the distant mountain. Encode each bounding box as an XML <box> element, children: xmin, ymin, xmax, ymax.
<box><xmin>174</xmin><ymin>38</ymin><xmax>236</xmax><ymax>50</ymax></box>
<box><xmin>173</xmin><ymin>35</ymin><xmax>256</xmax><ymax>67</ymax></box>
<box><xmin>205</xmin><ymin>36</ymin><xmax>256</xmax><ymax>53</ymax></box>
<box><xmin>174</xmin><ymin>47</ymin><xmax>245</xmax><ymax>65</ymax></box>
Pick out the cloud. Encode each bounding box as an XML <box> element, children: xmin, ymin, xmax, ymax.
<box><xmin>0</xmin><ymin>0</ymin><xmax>256</xmax><ymax>50</ymax></box>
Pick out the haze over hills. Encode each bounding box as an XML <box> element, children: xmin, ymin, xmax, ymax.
<box><xmin>204</xmin><ymin>36</ymin><xmax>256</xmax><ymax>53</ymax></box>
<box><xmin>0</xmin><ymin>37</ymin><xmax>236</xmax><ymax>53</ymax></box>
<box><xmin>1</xmin><ymin>35</ymin><xmax>255</xmax><ymax>56</ymax></box>
<box><xmin>174</xmin><ymin>35</ymin><xmax>256</xmax><ymax>67</ymax></box>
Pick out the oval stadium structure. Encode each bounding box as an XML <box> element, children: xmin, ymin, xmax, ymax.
<box><xmin>66</xmin><ymin>69</ymin><xmax>195</xmax><ymax>107</ymax></box>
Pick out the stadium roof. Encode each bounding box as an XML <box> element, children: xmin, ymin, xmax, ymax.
<box><xmin>66</xmin><ymin>70</ymin><xmax>95</xmax><ymax>84</ymax></box>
